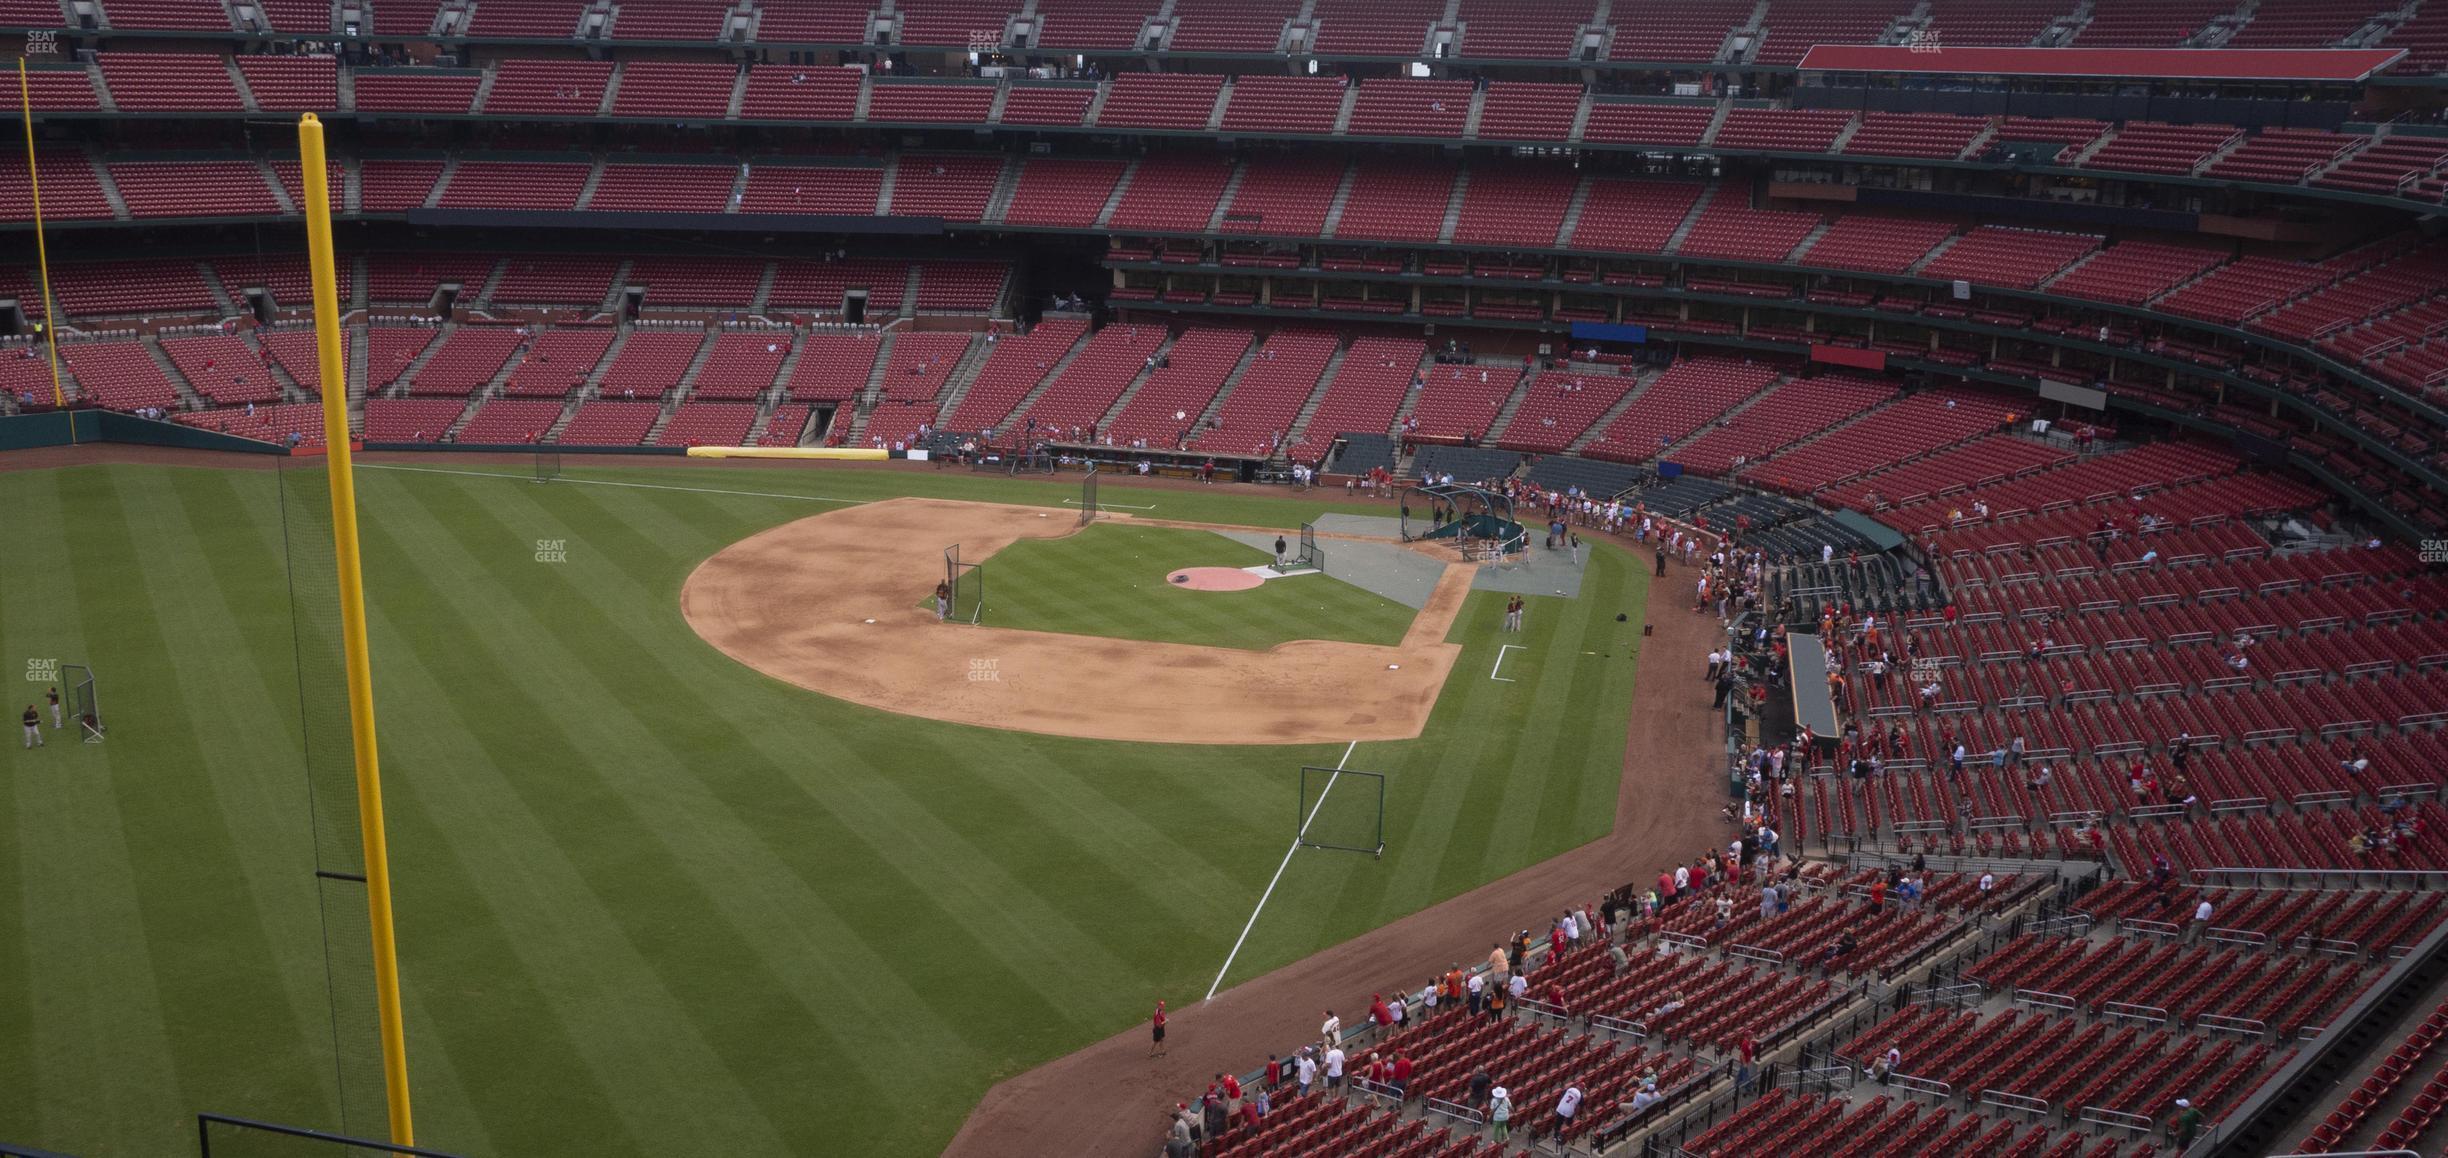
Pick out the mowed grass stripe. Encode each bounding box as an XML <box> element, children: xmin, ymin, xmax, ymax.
<box><xmin>984</xmin><ymin>524</ymin><xmax>1413</xmax><ymax>650</ymax></box>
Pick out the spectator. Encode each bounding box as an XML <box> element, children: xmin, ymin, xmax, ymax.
<box><xmin>1489</xmin><ymin>1086</ymin><xmax>1512</xmax><ymax>1143</ymax></box>
<box><xmin>1320</xmin><ymin>1009</ymin><xmax>1341</xmax><ymax>1050</ymax></box>
<box><xmin>1549</xmin><ymin>1079</ymin><xmax>1583</xmax><ymax>1143</ymax></box>
<box><xmin>2172</xmin><ymin>1098</ymin><xmax>2204</xmax><ymax>1148</ymax></box>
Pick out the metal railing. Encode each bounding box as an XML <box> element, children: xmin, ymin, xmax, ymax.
<box><xmin>2190</xmin><ymin>867</ymin><xmax>2448</xmax><ymax>890</ymax></box>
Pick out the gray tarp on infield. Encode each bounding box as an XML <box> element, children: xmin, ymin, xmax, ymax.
<box><xmin>1216</xmin><ymin>530</ymin><xmax>1446</xmax><ymax>611</ymax></box>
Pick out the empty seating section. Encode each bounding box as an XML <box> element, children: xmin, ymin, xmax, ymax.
<box><xmin>99</xmin><ymin>0</ymin><xmax>231</xmax><ymax>29</ymax></box>
<box><xmin>96</xmin><ymin>53</ymin><xmax>241</xmax><ymax>111</ymax></box>
<box><xmin>2203</xmin><ymin>128</ymin><xmax>2364</xmax><ymax>184</ymax></box>
<box><xmin>401</xmin><ymin>327</ymin><xmax>523</xmax><ymax>395</ymax></box>
<box><xmin>1104</xmin><ymin>327</ymin><xmax>1252</xmax><ymax>446</ymax></box>
<box><xmin>657</xmin><ymin>402</ymin><xmax>759</xmax><ymax>447</ymax></box>
<box><xmin>108</xmin><ymin>161</ymin><xmax>279</xmax><ymax>218</ymax></box>
<box><xmin>1739</xmin><ymin>388</ymin><xmax>2016</xmax><ymax>492</ymax></box>
<box><xmin>1994</xmin><ymin>116</ymin><xmax>2113</xmax><ymax>162</ymax></box>
<box><xmin>609</xmin><ymin>61</ymin><xmax>736</xmax><ymax>119</ymax></box>
<box><xmin>689</xmin><ymin>333</ymin><xmax>791</xmax><ymax>399</ymax></box>
<box><xmin>779</xmin><ymin>333</ymin><xmax>884</xmax><ymax>402</ymax></box>
<box><xmin>52</xmin><ymin>260</ymin><xmax>215</xmax><ymax>315</ymax></box>
<box><xmin>1566</xmin><ymin>179</ymin><xmax>1703</xmax><ymax>254</ymax></box>
<box><xmin>1921</xmin><ymin>0</ymin><xmax>2068</xmax><ymax>45</ymax></box>
<box><xmin>1219</xmin><ymin>76</ymin><xmax>1344</xmax><ymax>135</ymax></box>
<box><xmin>258</xmin><ymin>327</ymin><xmax>347</xmax><ymax>394</ymax></box>
<box><xmin>1752</xmin><ymin>0</ymin><xmax>1907</xmax><ymax>66</ymax></box>
<box><xmin>1840</xmin><ymin>113</ymin><xmax>1987</xmax><ymax>160</ymax></box>
<box><xmin>1331</xmin><ymin>162</ymin><xmax>1454</xmax><ymax>243</ymax></box>
<box><xmin>624</xmin><ymin>258</ymin><xmax>764</xmax><ymax>307</ymax></box>
<box><xmin>177</xmin><ymin>402</ymin><xmax>329</xmax><ymax>445</ymax></box>
<box><xmin>1220</xmin><ymin>157</ymin><xmax>1345</xmax><ymax>237</ymax></box>
<box><xmin>361</xmin><ymin>398</ymin><xmax>469</xmax><ymax>442</ymax></box>
<box><xmin>498</xmin><ymin>328</ymin><xmax>613</xmax><ymax>396</ymax></box>
<box><xmin>1799</xmin><ymin>217</ymin><xmax>1956</xmax><ymax>275</ymax></box>
<box><xmin>59</xmin><ymin>341</ymin><xmax>180</xmax><ymax>411</ymax></box>
<box><xmin>997</xmin><ymin>85</ymin><xmax>1094</xmax><ymax>127</ymax></box>
<box><xmin>1671</xmin><ymin>373</ymin><xmax>1897</xmax><ymax>476</ymax></box>
<box><xmin>1676</xmin><ymin>186</ymin><xmax>1820</xmax><ymax>262</ymax></box>
<box><xmin>586</xmin><ymin>164</ymin><xmax>736</xmax><ymax>213</ymax></box>
<box><xmin>479</xmin><ymin>60</ymin><xmax>612</xmax><ymax>115</ymax></box>
<box><xmin>1582</xmin><ymin>357</ymin><xmax>1776</xmax><ymax>463</ymax></box>
<box><xmin>1409</xmin><ymin>362</ymin><xmax>1520</xmax><ymax>440</ymax></box>
<box><xmin>1475</xmin><ymin>82</ymin><xmax>1582</xmax><ymax>142</ymax></box>
<box><xmin>370</xmin><ymin>0</ymin><xmax>445</xmax><ymax>35</ymax></box>
<box><xmin>1107</xmin><ymin>156</ymin><xmax>1234</xmax><ymax>233</ymax></box>
<box><xmin>455</xmin><ymin>399</ymin><xmax>565</xmax><ymax>443</ymax></box>
<box><xmin>0</xmin><ymin>152</ymin><xmax>115</xmax><ymax>221</ymax></box>
<box><xmin>1288</xmin><ymin>337</ymin><xmax>1422</xmax><ymax>463</ymax></box>
<box><xmin>1002</xmin><ymin>158</ymin><xmax>1128</xmax><ymax>227</ymax></box>
<box><xmin>2226</xmin><ymin>0</ymin><xmax>2380</xmax><ymax>47</ymax></box>
<box><xmin>2156</xmin><ymin>256</ymin><xmax>2331</xmax><ymax>325</ymax></box>
<box><xmin>1609</xmin><ymin>0</ymin><xmax>1752</xmax><ymax>60</ymax></box>
<box><xmin>739</xmin><ymin>65</ymin><xmax>861</xmax><ymax>120</ymax></box>
<box><xmin>914</xmin><ymin>261</ymin><xmax>1008</xmax><ymax>313</ymax></box>
<box><xmin>606</xmin><ymin>1</ymin><xmax>734</xmax><ymax>40</ymax></box>
<box><xmin>367</xmin><ymin>253</ymin><xmax>496</xmax><ymax>303</ymax></box>
<box><xmin>1346</xmin><ymin>79</ymin><xmax>1472</xmax><ymax>138</ymax></box>
<box><xmin>1919</xmin><ymin>226</ymin><xmax>2103</xmax><ymax>290</ymax></box>
<box><xmin>1456</xmin><ymin>0</ymin><xmax>1593</xmax><ymax>59</ymax></box>
<box><xmin>866</xmin><ymin>82</ymin><xmax>996</xmax><ymax>124</ymax></box>
<box><xmin>886</xmin><ymin>154</ymin><xmax>1003</xmax><ymax>221</ymax></box>
<box><xmin>13</xmin><ymin>68</ymin><xmax>100</xmax><ymax>111</ymax></box>
<box><xmin>2254</xmin><ymin>243</ymin><xmax>2448</xmax><ymax>346</ymax></box>
<box><xmin>1307</xmin><ymin>0</ymin><xmax>1440</xmax><ymax>55</ymax></box>
<box><xmin>759</xmin><ymin>403</ymin><xmax>814</xmax><ymax>446</ymax></box>
<box><xmin>536</xmin><ymin>390</ymin><xmax>665</xmax><ymax>445</ymax></box>
<box><xmin>2072</xmin><ymin>0</ymin><xmax>2229</xmax><ymax>44</ymax></box>
<box><xmin>1032</xmin><ymin>0</ymin><xmax>1155</xmax><ymax>49</ymax></box>
<box><xmin>1579</xmin><ymin>102</ymin><xmax>1715</xmax><ymax>146</ymax></box>
<box><xmin>749</xmin><ymin>0</ymin><xmax>871</xmax><ymax>42</ymax></box>
<box><xmin>769</xmin><ymin>258</ymin><xmax>906</xmax><ymax>315</ymax></box>
<box><xmin>1017</xmin><ymin>324</ymin><xmax>1167</xmax><ymax>435</ymax></box>
<box><xmin>272</xmin><ymin>162</ymin><xmax>347</xmax><ymax>217</ymax></box>
<box><xmin>1166</xmin><ymin>0</ymin><xmax>1299</xmax><ymax>50</ymax></box>
<box><xmin>2383</xmin><ymin>2</ymin><xmax>2448</xmax><ymax>74</ymax></box>
<box><xmin>2046</xmin><ymin>241</ymin><xmax>2227</xmax><ymax>306</ymax></box>
<box><xmin>359</xmin><ymin>160</ymin><xmax>446</xmax><ymax>212</ymax></box>
<box><xmin>352</xmin><ymin>72</ymin><xmax>482</xmax><ymax>113</ymax></box>
<box><xmin>2317</xmin><ymin>137</ymin><xmax>2448</xmax><ymax>198</ymax></box>
<box><xmin>437</xmin><ymin>161</ymin><xmax>592</xmax><ymax>210</ymax></box>
<box><xmin>1816</xmin><ymin>433</ymin><xmax>2072</xmax><ymax>510</ymax></box>
<box><xmin>741</xmin><ymin>165</ymin><xmax>882</xmax><ymax>215</ymax></box>
<box><xmin>1452</xmin><ymin>169</ymin><xmax>1575</xmax><ymax>248</ymax></box>
<box><xmin>490</xmin><ymin>256</ymin><xmax>619</xmax><ymax>305</ymax></box>
<box><xmin>367</xmin><ymin>328</ymin><xmax>438</xmax><ymax>390</ymax></box>
<box><xmin>235</xmin><ymin>56</ymin><xmax>337</xmax><ymax>112</ymax></box>
<box><xmin>941</xmin><ymin>320</ymin><xmax>1084</xmax><ymax>429</ymax></box>
<box><xmin>1712</xmin><ymin>109</ymin><xmax>1852</xmax><ymax>153</ymax></box>
<box><xmin>1498</xmin><ymin>371</ymin><xmax>1639</xmax><ymax>453</ymax></box>
<box><xmin>1185</xmin><ymin>331</ymin><xmax>1337</xmax><ymax>455</ymax></box>
<box><xmin>2082</xmin><ymin>122</ymin><xmax>2243</xmax><ymax>175</ymax></box>
<box><xmin>893</xmin><ymin>0</ymin><xmax>1015</xmax><ymax>47</ymax></box>
<box><xmin>161</xmin><ymin>335</ymin><xmax>281</xmax><ymax>404</ymax></box>
<box><xmin>596</xmin><ymin>332</ymin><xmax>703</xmax><ymax>399</ymax></box>
<box><xmin>462</xmin><ymin>0</ymin><xmax>587</xmax><ymax>37</ymax></box>
<box><xmin>1093</xmin><ymin>73</ymin><xmax>1221</xmax><ymax>131</ymax></box>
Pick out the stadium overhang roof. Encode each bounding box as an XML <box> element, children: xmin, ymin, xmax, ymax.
<box><xmin>1795</xmin><ymin>45</ymin><xmax>2407</xmax><ymax>83</ymax></box>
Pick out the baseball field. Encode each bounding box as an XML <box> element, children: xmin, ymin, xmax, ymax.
<box><xmin>0</xmin><ymin>456</ymin><xmax>1645</xmax><ymax>1157</ymax></box>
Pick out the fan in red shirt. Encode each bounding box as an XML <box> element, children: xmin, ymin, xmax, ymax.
<box><xmin>1369</xmin><ymin>993</ymin><xmax>1395</xmax><ymax>1027</ymax></box>
<box><xmin>1689</xmin><ymin>858</ymin><xmax>1709</xmax><ymax>893</ymax></box>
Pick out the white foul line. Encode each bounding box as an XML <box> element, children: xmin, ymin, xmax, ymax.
<box><xmin>1061</xmin><ymin>497</ymin><xmax>1159</xmax><ymax>511</ymax></box>
<box><xmin>357</xmin><ymin>462</ymin><xmax>865</xmax><ymax>505</ymax></box>
<box><xmin>1491</xmin><ymin>644</ymin><xmax>1525</xmax><ymax>682</ymax></box>
<box><xmin>1206</xmin><ymin>739</ymin><xmax>1358</xmax><ymax>1002</ymax></box>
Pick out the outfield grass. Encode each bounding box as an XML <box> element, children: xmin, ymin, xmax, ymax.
<box><xmin>976</xmin><ymin>523</ymin><xmax>1414</xmax><ymax>650</ymax></box>
<box><xmin>0</xmin><ymin>460</ymin><xmax>1644</xmax><ymax>1158</ymax></box>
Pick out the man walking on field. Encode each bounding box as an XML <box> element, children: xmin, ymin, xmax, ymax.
<box><xmin>935</xmin><ymin>580</ymin><xmax>952</xmax><ymax>622</ymax></box>
<box><xmin>21</xmin><ymin>705</ymin><xmax>42</xmax><ymax>749</ymax></box>
<box><xmin>46</xmin><ymin>686</ymin><xmax>61</xmax><ymax>730</ymax></box>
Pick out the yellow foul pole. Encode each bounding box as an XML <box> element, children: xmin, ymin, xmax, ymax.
<box><xmin>298</xmin><ymin>112</ymin><xmax>416</xmax><ymax>1150</ymax></box>
<box><xmin>18</xmin><ymin>59</ymin><xmax>70</xmax><ymax>425</ymax></box>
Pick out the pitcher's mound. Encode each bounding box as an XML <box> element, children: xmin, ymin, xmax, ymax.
<box><xmin>1168</xmin><ymin>567</ymin><xmax>1266</xmax><ymax>591</ymax></box>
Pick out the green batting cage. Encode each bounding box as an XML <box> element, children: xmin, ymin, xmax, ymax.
<box><xmin>1297</xmin><ymin>765</ymin><xmax>1386</xmax><ymax>858</ymax></box>
<box><xmin>535</xmin><ymin>447</ymin><xmax>560</xmax><ymax>484</ymax></box>
<box><xmin>943</xmin><ymin>545</ymin><xmax>983</xmax><ymax>625</ymax></box>
<box><xmin>61</xmin><ymin>663</ymin><xmax>102</xmax><ymax>742</ymax></box>
<box><xmin>1078</xmin><ymin>465</ymin><xmax>1100</xmax><ymax>525</ymax></box>
<box><xmin>1273</xmin><ymin>523</ymin><xmax>1324</xmax><ymax>574</ymax></box>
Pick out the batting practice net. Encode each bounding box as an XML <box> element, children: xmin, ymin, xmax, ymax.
<box><xmin>1079</xmin><ymin>465</ymin><xmax>1100</xmax><ymax>525</ymax></box>
<box><xmin>534</xmin><ymin>448</ymin><xmax>560</xmax><ymax>484</ymax></box>
<box><xmin>1273</xmin><ymin>523</ymin><xmax>1324</xmax><ymax>574</ymax></box>
<box><xmin>61</xmin><ymin>663</ymin><xmax>102</xmax><ymax>742</ymax></box>
<box><xmin>1297</xmin><ymin>765</ymin><xmax>1386</xmax><ymax>858</ymax></box>
<box><xmin>943</xmin><ymin>545</ymin><xmax>983</xmax><ymax>625</ymax></box>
